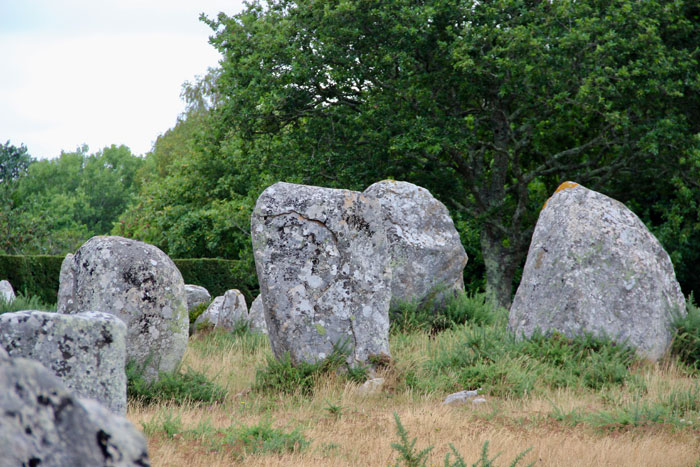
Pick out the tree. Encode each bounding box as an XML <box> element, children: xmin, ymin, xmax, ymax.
<box><xmin>202</xmin><ymin>0</ymin><xmax>700</xmax><ymax>307</ymax></box>
<box><xmin>0</xmin><ymin>140</ymin><xmax>32</xmax><ymax>183</ymax></box>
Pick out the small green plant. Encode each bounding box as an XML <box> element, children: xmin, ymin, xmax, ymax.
<box><xmin>324</xmin><ymin>400</ymin><xmax>344</xmax><ymax>420</ymax></box>
<box><xmin>391</xmin><ymin>413</ymin><xmax>533</xmax><ymax>467</ymax></box>
<box><xmin>0</xmin><ymin>292</ymin><xmax>55</xmax><ymax>315</ymax></box>
<box><xmin>188</xmin><ymin>300</ymin><xmax>211</xmax><ymax>326</ymax></box>
<box><xmin>671</xmin><ymin>298</ymin><xmax>700</xmax><ymax>371</ymax></box>
<box><xmin>254</xmin><ymin>339</ymin><xmax>366</xmax><ymax>395</ymax></box>
<box><xmin>126</xmin><ymin>362</ymin><xmax>227</xmax><ymax>405</ymax></box>
<box><xmin>391</xmin><ymin>412</ymin><xmax>433</xmax><ymax>467</ymax></box>
<box><xmin>222</xmin><ymin>419</ymin><xmax>309</xmax><ymax>456</ymax></box>
<box><xmin>140</xmin><ymin>411</ymin><xmax>183</xmax><ymax>438</ymax></box>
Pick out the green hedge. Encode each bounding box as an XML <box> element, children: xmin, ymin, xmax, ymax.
<box><xmin>0</xmin><ymin>255</ymin><xmax>258</xmax><ymax>305</ymax></box>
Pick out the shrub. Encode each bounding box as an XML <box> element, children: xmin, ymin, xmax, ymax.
<box><xmin>254</xmin><ymin>339</ymin><xmax>367</xmax><ymax>395</ymax></box>
<box><xmin>671</xmin><ymin>298</ymin><xmax>700</xmax><ymax>371</ymax></box>
<box><xmin>0</xmin><ymin>255</ymin><xmax>63</xmax><ymax>304</ymax></box>
<box><xmin>188</xmin><ymin>300</ymin><xmax>210</xmax><ymax>325</ymax></box>
<box><xmin>126</xmin><ymin>362</ymin><xmax>227</xmax><ymax>405</ymax></box>
<box><xmin>390</xmin><ymin>291</ymin><xmax>500</xmax><ymax>335</ymax></box>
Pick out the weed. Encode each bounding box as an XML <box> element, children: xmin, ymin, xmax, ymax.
<box><xmin>324</xmin><ymin>400</ymin><xmax>344</xmax><ymax>419</ymax></box>
<box><xmin>671</xmin><ymin>298</ymin><xmax>700</xmax><ymax>371</ymax></box>
<box><xmin>141</xmin><ymin>411</ymin><xmax>183</xmax><ymax>438</ymax></box>
<box><xmin>189</xmin><ymin>300</ymin><xmax>211</xmax><ymax>328</ymax></box>
<box><xmin>224</xmin><ymin>419</ymin><xmax>308</xmax><ymax>456</ymax></box>
<box><xmin>126</xmin><ymin>362</ymin><xmax>227</xmax><ymax>405</ymax></box>
<box><xmin>254</xmin><ymin>339</ymin><xmax>367</xmax><ymax>395</ymax></box>
<box><xmin>0</xmin><ymin>292</ymin><xmax>55</xmax><ymax>314</ymax></box>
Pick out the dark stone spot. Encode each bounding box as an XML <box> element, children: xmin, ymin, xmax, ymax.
<box><xmin>58</xmin><ymin>335</ymin><xmax>74</xmax><ymax>360</ymax></box>
<box><xmin>96</xmin><ymin>328</ymin><xmax>113</xmax><ymax>349</ymax></box>
<box><xmin>25</xmin><ymin>426</ymin><xmax>32</xmax><ymax>435</ymax></box>
<box><xmin>36</xmin><ymin>395</ymin><xmax>50</xmax><ymax>406</ymax></box>
<box><xmin>96</xmin><ymin>430</ymin><xmax>113</xmax><ymax>460</ymax></box>
<box><xmin>28</xmin><ymin>457</ymin><xmax>41</xmax><ymax>467</ymax></box>
<box><xmin>343</xmin><ymin>214</ymin><xmax>373</xmax><ymax>236</ymax></box>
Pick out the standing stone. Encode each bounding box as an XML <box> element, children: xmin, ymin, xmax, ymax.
<box><xmin>509</xmin><ymin>182</ymin><xmax>686</xmax><ymax>361</ymax></box>
<box><xmin>185</xmin><ymin>284</ymin><xmax>211</xmax><ymax>312</ymax></box>
<box><xmin>0</xmin><ymin>353</ymin><xmax>149</xmax><ymax>466</ymax></box>
<box><xmin>0</xmin><ymin>310</ymin><xmax>127</xmax><ymax>415</ymax></box>
<box><xmin>0</xmin><ymin>280</ymin><xmax>15</xmax><ymax>303</ymax></box>
<box><xmin>252</xmin><ymin>182</ymin><xmax>392</xmax><ymax>366</ymax></box>
<box><xmin>58</xmin><ymin>236</ymin><xmax>188</xmax><ymax>380</ymax></box>
<box><xmin>248</xmin><ymin>295</ymin><xmax>268</xmax><ymax>334</ymax></box>
<box><xmin>57</xmin><ymin>254</ymin><xmax>74</xmax><ymax>312</ymax></box>
<box><xmin>194</xmin><ymin>289</ymin><xmax>248</xmax><ymax>331</ymax></box>
<box><xmin>364</xmin><ymin>180</ymin><xmax>468</xmax><ymax>308</ymax></box>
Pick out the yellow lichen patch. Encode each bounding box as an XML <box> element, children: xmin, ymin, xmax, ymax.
<box><xmin>542</xmin><ymin>181</ymin><xmax>580</xmax><ymax>210</ymax></box>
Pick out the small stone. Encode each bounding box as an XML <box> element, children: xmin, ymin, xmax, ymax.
<box><xmin>358</xmin><ymin>377</ymin><xmax>385</xmax><ymax>396</ymax></box>
<box><xmin>442</xmin><ymin>389</ymin><xmax>481</xmax><ymax>406</ymax></box>
<box><xmin>248</xmin><ymin>295</ymin><xmax>268</xmax><ymax>334</ymax></box>
<box><xmin>195</xmin><ymin>289</ymin><xmax>248</xmax><ymax>331</ymax></box>
<box><xmin>0</xmin><ymin>280</ymin><xmax>15</xmax><ymax>303</ymax></box>
<box><xmin>185</xmin><ymin>284</ymin><xmax>211</xmax><ymax>312</ymax></box>
<box><xmin>472</xmin><ymin>397</ymin><xmax>487</xmax><ymax>406</ymax></box>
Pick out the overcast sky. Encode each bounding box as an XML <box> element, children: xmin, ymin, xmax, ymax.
<box><xmin>0</xmin><ymin>0</ymin><xmax>245</xmax><ymax>159</ymax></box>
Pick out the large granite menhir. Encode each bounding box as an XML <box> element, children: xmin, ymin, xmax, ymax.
<box><xmin>0</xmin><ymin>310</ymin><xmax>127</xmax><ymax>415</ymax></box>
<box><xmin>58</xmin><ymin>236</ymin><xmax>189</xmax><ymax>380</ymax></box>
<box><xmin>509</xmin><ymin>182</ymin><xmax>686</xmax><ymax>361</ymax></box>
<box><xmin>0</xmin><ymin>347</ymin><xmax>150</xmax><ymax>466</ymax></box>
<box><xmin>364</xmin><ymin>180</ymin><xmax>467</xmax><ymax>308</ymax></box>
<box><xmin>252</xmin><ymin>182</ymin><xmax>391</xmax><ymax>366</ymax></box>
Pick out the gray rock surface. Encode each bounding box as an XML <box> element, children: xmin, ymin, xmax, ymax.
<box><xmin>58</xmin><ymin>236</ymin><xmax>189</xmax><ymax>380</ymax></box>
<box><xmin>185</xmin><ymin>284</ymin><xmax>211</xmax><ymax>312</ymax></box>
<box><xmin>248</xmin><ymin>295</ymin><xmax>268</xmax><ymax>334</ymax></box>
<box><xmin>509</xmin><ymin>182</ymin><xmax>686</xmax><ymax>361</ymax></box>
<box><xmin>194</xmin><ymin>289</ymin><xmax>248</xmax><ymax>331</ymax></box>
<box><xmin>0</xmin><ymin>310</ymin><xmax>127</xmax><ymax>414</ymax></box>
<box><xmin>0</xmin><ymin>354</ymin><xmax>149</xmax><ymax>467</ymax></box>
<box><xmin>252</xmin><ymin>182</ymin><xmax>392</xmax><ymax>366</ymax></box>
<box><xmin>0</xmin><ymin>280</ymin><xmax>15</xmax><ymax>303</ymax></box>
<box><xmin>364</xmin><ymin>180</ymin><xmax>468</xmax><ymax>307</ymax></box>
<box><xmin>442</xmin><ymin>389</ymin><xmax>481</xmax><ymax>406</ymax></box>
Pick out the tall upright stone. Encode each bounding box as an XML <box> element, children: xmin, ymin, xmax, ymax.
<box><xmin>509</xmin><ymin>182</ymin><xmax>686</xmax><ymax>361</ymax></box>
<box><xmin>364</xmin><ymin>180</ymin><xmax>468</xmax><ymax>307</ymax></box>
<box><xmin>248</xmin><ymin>295</ymin><xmax>268</xmax><ymax>335</ymax></box>
<box><xmin>58</xmin><ymin>236</ymin><xmax>189</xmax><ymax>380</ymax></box>
<box><xmin>252</xmin><ymin>182</ymin><xmax>391</xmax><ymax>366</ymax></box>
<box><xmin>0</xmin><ymin>279</ymin><xmax>15</xmax><ymax>303</ymax></box>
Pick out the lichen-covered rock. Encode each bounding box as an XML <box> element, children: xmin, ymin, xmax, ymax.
<box><xmin>57</xmin><ymin>236</ymin><xmax>188</xmax><ymax>380</ymax></box>
<box><xmin>0</xmin><ymin>279</ymin><xmax>15</xmax><ymax>303</ymax></box>
<box><xmin>0</xmin><ymin>355</ymin><xmax>149</xmax><ymax>466</ymax></box>
<box><xmin>194</xmin><ymin>289</ymin><xmax>248</xmax><ymax>331</ymax></box>
<box><xmin>248</xmin><ymin>295</ymin><xmax>268</xmax><ymax>335</ymax></box>
<box><xmin>509</xmin><ymin>182</ymin><xmax>686</xmax><ymax>361</ymax></box>
<box><xmin>0</xmin><ymin>310</ymin><xmax>127</xmax><ymax>414</ymax></box>
<box><xmin>363</xmin><ymin>180</ymin><xmax>468</xmax><ymax>307</ymax></box>
<box><xmin>252</xmin><ymin>182</ymin><xmax>391</xmax><ymax>366</ymax></box>
<box><xmin>185</xmin><ymin>284</ymin><xmax>211</xmax><ymax>312</ymax></box>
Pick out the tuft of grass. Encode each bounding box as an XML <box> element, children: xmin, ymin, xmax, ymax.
<box><xmin>126</xmin><ymin>361</ymin><xmax>228</xmax><ymax>405</ymax></box>
<box><xmin>671</xmin><ymin>298</ymin><xmax>700</xmax><ymax>371</ymax></box>
<box><xmin>254</xmin><ymin>339</ymin><xmax>368</xmax><ymax>396</ymax></box>
<box><xmin>225</xmin><ymin>419</ymin><xmax>309</xmax><ymax>456</ymax></box>
<box><xmin>188</xmin><ymin>300</ymin><xmax>211</xmax><ymax>328</ymax></box>
<box><xmin>0</xmin><ymin>292</ymin><xmax>55</xmax><ymax>314</ymax></box>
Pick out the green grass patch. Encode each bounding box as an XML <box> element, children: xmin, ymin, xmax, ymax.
<box><xmin>671</xmin><ymin>298</ymin><xmax>700</xmax><ymax>371</ymax></box>
<box><xmin>126</xmin><ymin>362</ymin><xmax>228</xmax><ymax>405</ymax></box>
<box><xmin>0</xmin><ymin>292</ymin><xmax>56</xmax><ymax>314</ymax></box>
<box><xmin>254</xmin><ymin>339</ymin><xmax>367</xmax><ymax>396</ymax></box>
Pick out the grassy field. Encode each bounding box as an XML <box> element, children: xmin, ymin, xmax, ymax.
<box><xmin>126</xmin><ymin>296</ymin><xmax>700</xmax><ymax>467</ymax></box>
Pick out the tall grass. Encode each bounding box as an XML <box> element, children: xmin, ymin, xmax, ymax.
<box><xmin>0</xmin><ymin>292</ymin><xmax>56</xmax><ymax>314</ymax></box>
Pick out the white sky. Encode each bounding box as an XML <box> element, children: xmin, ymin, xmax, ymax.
<box><xmin>0</xmin><ymin>0</ymin><xmax>245</xmax><ymax>159</ymax></box>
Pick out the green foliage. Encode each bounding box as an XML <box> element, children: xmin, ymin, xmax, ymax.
<box><xmin>0</xmin><ymin>255</ymin><xmax>64</xmax><ymax>304</ymax></box>
<box><xmin>190</xmin><ymin>326</ymin><xmax>268</xmax><ymax>356</ymax></box>
<box><xmin>226</xmin><ymin>419</ymin><xmax>309</xmax><ymax>456</ymax></box>
<box><xmin>188</xmin><ymin>300</ymin><xmax>210</xmax><ymax>326</ymax></box>
<box><xmin>412</xmin><ymin>324</ymin><xmax>636</xmax><ymax>397</ymax></box>
<box><xmin>391</xmin><ymin>413</ymin><xmax>532</xmax><ymax>467</ymax></box>
<box><xmin>671</xmin><ymin>298</ymin><xmax>700</xmax><ymax>371</ymax></box>
<box><xmin>0</xmin><ymin>292</ymin><xmax>55</xmax><ymax>315</ymax></box>
<box><xmin>126</xmin><ymin>362</ymin><xmax>228</xmax><ymax>405</ymax></box>
<box><xmin>254</xmin><ymin>340</ymin><xmax>367</xmax><ymax>396</ymax></box>
<box><xmin>390</xmin><ymin>292</ymin><xmax>501</xmax><ymax>335</ymax></box>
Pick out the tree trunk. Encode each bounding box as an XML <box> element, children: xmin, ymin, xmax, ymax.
<box><xmin>480</xmin><ymin>226</ymin><xmax>520</xmax><ymax>310</ymax></box>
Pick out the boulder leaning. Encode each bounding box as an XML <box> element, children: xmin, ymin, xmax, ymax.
<box><xmin>0</xmin><ymin>310</ymin><xmax>128</xmax><ymax>415</ymax></box>
<box><xmin>509</xmin><ymin>182</ymin><xmax>686</xmax><ymax>361</ymax></box>
<box><xmin>0</xmin><ymin>350</ymin><xmax>149</xmax><ymax>466</ymax></box>
<box><xmin>252</xmin><ymin>182</ymin><xmax>391</xmax><ymax>366</ymax></box>
<box><xmin>58</xmin><ymin>236</ymin><xmax>189</xmax><ymax>380</ymax></box>
<box><xmin>364</xmin><ymin>180</ymin><xmax>468</xmax><ymax>308</ymax></box>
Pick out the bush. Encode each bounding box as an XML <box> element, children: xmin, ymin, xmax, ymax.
<box><xmin>0</xmin><ymin>255</ymin><xmax>64</xmax><ymax>304</ymax></box>
<box><xmin>126</xmin><ymin>362</ymin><xmax>228</xmax><ymax>405</ymax></box>
<box><xmin>390</xmin><ymin>291</ymin><xmax>500</xmax><ymax>335</ymax></box>
<box><xmin>671</xmin><ymin>298</ymin><xmax>700</xmax><ymax>371</ymax></box>
<box><xmin>175</xmin><ymin>258</ymin><xmax>257</xmax><ymax>304</ymax></box>
<box><xmin>254</xmin><ymin>339</ymin><xmax>367</xmax><ymax>396</ymax></box>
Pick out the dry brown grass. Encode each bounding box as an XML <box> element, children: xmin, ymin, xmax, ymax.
<box><xmin>127</xmin><ymin>330</ymin><xmax>700</xmax><ymax>467</ymax></box>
